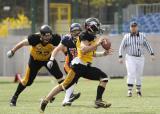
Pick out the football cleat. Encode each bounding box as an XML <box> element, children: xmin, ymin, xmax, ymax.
<box><xmin>62</xmin><ymin>101</ymin><xmax>72</xmax><ymax>107</ymax></box>
<box><xmin>95</xmin><ymin>99</ymin><xmax>111</xmax><ymax>108</ymax></box>
<box><xmin>127</xmin><ymin>91</ymin><xmax>132</xmax><ymax>97</ymax></box>
<box><xmin>137</xmin><ymin>91</ymin><xmax>142</xmax><ymax>97</ymax></box>
<box><xmin>39</xmin><ymin>99</ymin><xmax>48</xmax><ymax>113</ymax></box>
<box><xmin>10</xmin><ymin>95</ymin><xmax>18</xmax><ymax>106</ymax></box>
<box><xmin>68</xmin><ymin>92</ymin><xmax>81</xmax><ymax>102</ymax></box>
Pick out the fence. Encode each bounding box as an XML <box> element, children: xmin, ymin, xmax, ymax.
<box><xmin>123</xmin><ymin>3</ymin><xmax>160</xmax><ymax>22</ymax></box>
<box><xmin>1</xmin><ymin>33</ymin><xmax>160</xmax><ymax>77</ymax></box>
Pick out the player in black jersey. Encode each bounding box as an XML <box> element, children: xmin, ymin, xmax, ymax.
<box><xmin>40</xmin><ymin>18</ymin><xmax>112</xmax><ymax>113</ymax></box>
<box><xmin>7</xmin><ymin>25</ymin><xmax>63</xmax><ymax>106</ymax></box>
<box><xmin>47</xmin><ymin>23</ymin><xmax>82</xmax><ymax>106</ymax></box>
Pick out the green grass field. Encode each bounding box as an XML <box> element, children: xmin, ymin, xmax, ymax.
<box><xmin>0</xmin><ymin>76</ymin><xmax>159</xmax><ymax>114</ymax></box>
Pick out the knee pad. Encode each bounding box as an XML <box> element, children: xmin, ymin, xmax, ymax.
<box><xmin>60</xmin><ymin>83</ymin><xmax>66</xmax><ymax>91</ymax></box>
<box><xmin>58</xmin><ymin>79</ymin><xmax>64</xmax><ymax>84</ymax></box>
<box><xmin>26</xmin><ymin>81</ymin><xmax>33</xmax><ymax>86</ymax></box>
<box><xmin>100</xmin><ymin>77</ymin><xmax>108</xmax><ymax>83</ymax></box>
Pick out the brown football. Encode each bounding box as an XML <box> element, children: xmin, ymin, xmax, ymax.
<box><xmin>101</xmin><ymin>38</ymin><xmax>111</xmax><ymax>50</ymax></box>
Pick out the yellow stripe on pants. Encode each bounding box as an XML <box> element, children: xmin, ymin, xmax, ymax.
<box><xmin>61</xmin><ymin>69</ymin><xmax>76</xmax><ymax>90</ymax></box>
<box><xmin>21</xmin><ymin>65</ymin><xmax>30</xmax><ymax>86</ymax></box>
<box><xmin>64</xmin><ymin>63</ymin><xmax>71</xmax><ymax>73</ymax></box>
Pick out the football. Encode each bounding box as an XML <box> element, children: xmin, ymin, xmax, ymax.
<box><xmin>101</xmin><ymin>38</ymin><xmax>111</xmax><ymax>50</ymax></box>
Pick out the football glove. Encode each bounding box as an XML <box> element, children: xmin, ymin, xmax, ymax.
<box><xmin>47</xmin><ymin>60</ymin><xmax>54</xmax><ymax>69</ymax></box>
<box><xmin>7</xmin><ymin>50</ymin><xmax>14</xmax><ymax>58</ymax></box>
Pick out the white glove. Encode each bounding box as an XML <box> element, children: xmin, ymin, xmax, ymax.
<box><xmin>7</xmin><ymin>50</ymin><xmax>14</xmax><ymax>58</ymax></box>
<box><xmin>47</xmin><ymin>60</ymin><xmax>54</xmax><ymax>69</ymax></box>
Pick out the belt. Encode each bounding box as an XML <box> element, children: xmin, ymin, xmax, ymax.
<box><xmin>86</xmin><ymin>62</ymin><xmax>92</xmax><ymax>67</ymax></box>
<box><xmin>132</xmin><ymin>55</ymin><xmax>141</xmax><ymax>57</ymax></box>
<box><xmin>71</xmin><ymin>57</ymin><xmax>92</xmax><ymax>66</ymax></box>
<box><xmin>79</xmin><ymin>62</ymin><xmax>91</xmax><ymax>67</ymax></box>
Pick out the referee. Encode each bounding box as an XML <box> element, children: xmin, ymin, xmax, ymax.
<box><xmin>118</xmin><ymin>21</ymin><xmax>155</xmax><ymax>97</ymax></box>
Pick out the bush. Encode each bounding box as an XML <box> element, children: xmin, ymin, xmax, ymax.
<box><xmin>0</xmin><ymin>14</ymin><xmax>31</xmax><ymax>37</ymax></box>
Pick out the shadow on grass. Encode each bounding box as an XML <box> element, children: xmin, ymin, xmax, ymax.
<box><xmin>48</xmin><ymin>104</ymin><xmax>93</xmax><ymax>108</ymax></box>
<box><xmin>143</xmin><ymin>95</ymin><xmax>160</xmax><ymax>98</ymax></box>
<box><xmin>0</xmin><ymin>81</ymin><xmax>13</xmax><ymax>84</ymax></box>
<box><xmin>0</xmin><ymin>80</ymin><xmax>50</xmax><ymax>84</ymax></box>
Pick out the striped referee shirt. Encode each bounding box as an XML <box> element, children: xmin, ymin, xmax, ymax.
<box><xmin>119</xmin><ymin>32</ymin><xmax>154</xmax><ymax>58</ymax></box>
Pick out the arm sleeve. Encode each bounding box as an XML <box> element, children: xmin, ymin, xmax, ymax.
<box><xmin>28</xmin><ymin>34</ymin><xmax>40</xmax><ymax>46</ymax></box>
<box><xmin>51</xmin><ymin>34</ymin><xmax>61</xmax><ymax>46</ymax></box>
<box><xmin>143</xmin><ymin>35</ymin><xmax>154</xmax><ymax>55</ymax></box>
<box><xmin>119</xmin><ymin>35</ymin><xmax>127</xmax><ymax>58</ymax></box>
<box><xmin>79</xmin><ymin>33</ymin><xmax>87</xmax><ymax>41</ymax></box>
<box><xmin>61</xmin><ymin>36</ymin><xmax>69</xmax><ymax>47</ymax></box>
<box><xmin>79</xmin><ymin>32</ymin><xmax>95</xmax><ymax>42</ymax></box>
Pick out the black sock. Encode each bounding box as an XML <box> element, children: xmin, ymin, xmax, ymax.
<box><xmin>13</xmin><ymin>83</ymin><xmax>26</xmax><ymax>97</ymax></box>
<box><xmin>128</xmin><ymin>84</ymin><xmax>133</xmax><ymax>87</ymax></box>
<box><xmin>58</xmin><ymin>79</ymin><xmax>64</xmax><ymax>84</ymax></box>
<box><xmin>96</xmin><ymin>86</ymin><xmax>105</xmax><ymax>100</ymax></box>
<box><xmin>127</xmin><ymin>84</ymin><xmax>133</xmax><ymax>92</ymax></box>
<box><xmin>136</xmin><ymin>85</ymin><xmax>141</xmax><ymax>92</ymax></box>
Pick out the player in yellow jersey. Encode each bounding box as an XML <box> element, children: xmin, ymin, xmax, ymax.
<box><xmin>7</xmin><ymin>25</ymin><xmax>64</xmax><ymax>106</ymax></box>
<box><xmin>40</xmin><ymin>18</ymin><xmax>112</xmax><ymax>112</ymax></box>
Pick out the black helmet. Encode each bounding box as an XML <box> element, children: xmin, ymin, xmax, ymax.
<box><xmin>85</xmin><ymin>17</ymin><xmax>101</xmax><ymax>34</ymax></box>
<box><xmin>40</xmin><ymin>25</ymin><xmax>52</xmax><ymax>35</ymax></box>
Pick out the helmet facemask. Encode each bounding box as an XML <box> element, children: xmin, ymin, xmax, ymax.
<box><xmin>87</xmin><ymin>23</ymin><xmax>99</xmax><ymax>35</ymax></box>
<box><xmin>40</xmin><ymin>25</ymin><xmax>52</xmax><ymax>43</ymax></box>
<box><xmin>85</xmin><ymin>18</ymin><xmax>100</xmax><ymax>35</ymax></box>
<box><xmin>70</xmin><ymin>23</ymin><xmax>82</xmax><ymax>40</ymax></box>
<box><xmin>41</xmin><ymin>33</ymin><xmax>52</xmax><ymax>43</ymax></box>
<box><xmin>71</xmin><ymin>30</ymin><xmax>81</xmax><ymax>39</ymax></box>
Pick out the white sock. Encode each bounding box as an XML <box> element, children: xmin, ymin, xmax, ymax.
<box><xmin>128</xmin><ymin>88</ymin><xmax>133</xmax><ymax>93</ymax></box>
<box><xmin>136</xmin><ymin>85</ymin><xmax>141</xmax><ymax>92</ymax></box>
<box><xmin>63</xmin><ymin>83</ymin><xmax>75</xmax><ymax>103</ymax></box>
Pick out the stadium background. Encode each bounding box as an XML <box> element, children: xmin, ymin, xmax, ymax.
<box><xmin>0</xmin><ymin>0</ymin><xmax>160</xmax><ymax>77</ymax></box>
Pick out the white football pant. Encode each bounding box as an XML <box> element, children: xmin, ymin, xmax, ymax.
<box><xmin>125</xmin><ymin>54</ymin><xmax>145</xmax><ymax>86</ymax></box>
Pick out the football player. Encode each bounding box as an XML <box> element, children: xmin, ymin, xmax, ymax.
<box><xmin>47</xmin><ymin>23</ymin><xmax>82</xmax><ymax>106</ymax></box>
<box><xmin>7</xmin><ymin>25</ymin><xmax>78</xmax><ymax>106</ymax></box>
<box><xmin>40</xmin><ymin>18</ymin><xmax>112</xmax><ymax>113</ymax></box>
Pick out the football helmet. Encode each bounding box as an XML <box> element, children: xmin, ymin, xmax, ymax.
<box><xmin>70</xmin><ymin>23</ymin><xmax>82</xmax><ymax>38</ymax></box>
<box><xmin>40</xmin><ymin>25</ymin><xmax>52</xmax><ymax>35</ymax></box>
<box><xmin>84</xmin><ymin>17</ymin><xmax>101</xmax><ymax>35</ymax></box>
<box><xmin>40</xmin><ymin>25</ymin><xmax>52</xmax><ymax>43</ymax></box>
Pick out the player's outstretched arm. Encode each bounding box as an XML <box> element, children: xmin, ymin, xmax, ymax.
<box><xmin>47</xmin><ymin>43</ymin><xmax>66</xmax><ymax>69</ymax></box>
<box><xmin>81</xmin><ymin>38</ymin><xmax>103</xmax><ymax>54</ymax></box>
<box><xmin>7</xmin><ymin>38</ymin><xmax>29</xmax><ymax>58</ymax></box>
<box><xmin>94</xmin><ymin>48</ymin><xmax>113</xmax><ymax>57</ymax></box>
<box><xmin>50</xmin><ymin>43</ymin><xmax>65</xmax><ymax>61</ymax></box>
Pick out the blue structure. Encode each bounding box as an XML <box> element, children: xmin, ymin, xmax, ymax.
<box><xmin>123</xmin><ymin>13</ymin><xmax>160</xmax><ymax>33</ymax></box>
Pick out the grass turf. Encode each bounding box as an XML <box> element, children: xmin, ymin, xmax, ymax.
<box><xmin>0</xmin><ymin>76</ymin><xmax>159</xmax><ymax>114</ymax></box>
